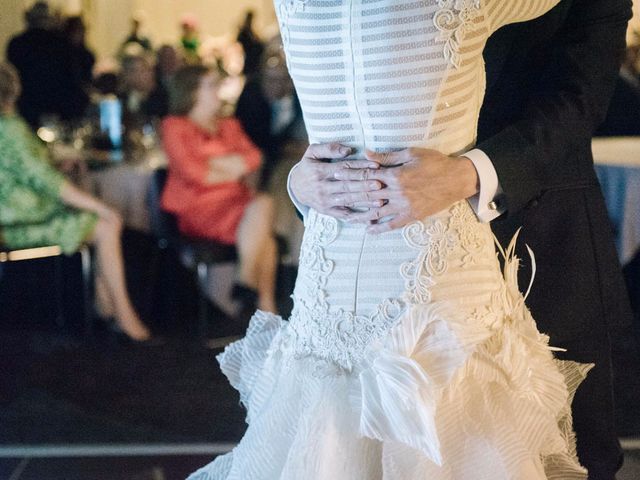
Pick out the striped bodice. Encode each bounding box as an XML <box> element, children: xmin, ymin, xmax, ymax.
<box><xmin>277</xmin><ymin>0</ymin><xmax>562</xmax><ymax>370</ymax></box>
<box><xmin>275</xmin><ymin>0</ymin><xmax>560</xmax><ymax>156</ymax></box>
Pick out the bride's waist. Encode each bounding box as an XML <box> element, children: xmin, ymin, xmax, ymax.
<box><xmin>296</xmin><ymin>204</ymin><xmax>501</xmax><ymax>313</ymax></box>
<box><xmin>301</xmin><ymin>203</ymin><xmax>497</xmax><ymax>268</ymax></box>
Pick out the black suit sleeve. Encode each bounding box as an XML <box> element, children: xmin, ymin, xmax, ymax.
<box><xmin>476</xmin><ymin>0</ymin><xmax>633</xmax><ymax>216</ymax></box>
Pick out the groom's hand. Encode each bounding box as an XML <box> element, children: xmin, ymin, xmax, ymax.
<box><xmin>290</xmin><ymin>143</ymin><xmax>384</xmax><ymax>220</ymax></box>
<box><xmin>334</xmin><ymin>148</ymin><xmax>479</xmax><ymax>233</ymax></box>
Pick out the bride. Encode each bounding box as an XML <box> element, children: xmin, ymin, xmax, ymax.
<box><xmin>189</xmin><ymin>1</ymin><xmax>591</xmax><ymax>478</ymax></box>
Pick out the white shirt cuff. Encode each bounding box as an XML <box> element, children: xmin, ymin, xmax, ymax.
<box><xmin>463</xmin><ymin>148</ymin><xmax>505</xmax><ymax>223</ymax></box>
<box><xmin>287</xmin><ymin>162</ymin><xmax>310</xmax><ymax>218</ymax></box>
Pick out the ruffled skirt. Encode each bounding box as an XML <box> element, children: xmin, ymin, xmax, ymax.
<box><xmin>188</xmin><ymin>302</ymin><xmax>590</xmax><ymax>480</ymax></box>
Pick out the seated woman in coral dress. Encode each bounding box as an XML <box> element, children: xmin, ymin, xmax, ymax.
<box><xmin>0</xmin><ymin>63</ymin><xmax>150</xmax><ymax>342</ymax></box>
<box><xmin>161</xmin><ymin>65</ymin><xmax>277</xmax><ymax>314</ymax></box>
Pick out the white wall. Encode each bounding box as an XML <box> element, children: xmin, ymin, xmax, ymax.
<box><xmin>1</xmin><ymin>0</ymin><xmax>277</xmax><ymax>62</ymax></box>
<box><xmin>0</xmin><ymin>0</ymin><xmax>29</xmax><ymax>61</ymax></box>
<box><xmin>86</xmin><ymin>0</ymin><xmax>277</xmax><ymax>61</ymax></box>
<box><xmin>2</xmin><ymin>0</ymin><xmax>638</xmax><ymax>63</ymax></box>
<box><xmin>132</xmin><ymin>0</ymin><xmax>276</xmax><ymax>48</ymax></box>
<box><xmin>631</xmin><ymin>1</ymin><xmax>640</xmax><ymax>45</ymax></box>
<box><xmin>84</xmin><ymin>0</ymin><xmax>136</xmax><ymax>61</ymax></box>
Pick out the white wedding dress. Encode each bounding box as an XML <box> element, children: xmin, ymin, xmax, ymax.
<box><xmin>189</xmin><ymin>1</ymin><xmax>591</xmax><ymax>478</ymax></box>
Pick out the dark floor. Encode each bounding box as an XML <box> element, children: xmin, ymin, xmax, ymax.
<box><xmin>0</xmin><ymin>230</ymin><xmax>639</xmax><ymax>479</ymax></box>
<box><xmin>0</xmin><ymin>332</ymin><xmax>246</xmax><ymax>445</ymax></box>
<box><xmin>0</xmin><ymin>231</ymin><xmax>257</xmax><ymax>446</ymax></box>
<box><xmin>0</xmin><ymin>455</ymin><xmax>213</xmax><ymax>480</ymax></box>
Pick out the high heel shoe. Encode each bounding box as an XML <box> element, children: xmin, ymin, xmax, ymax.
<box><xmin>112</xmin><ymin>330</ymin><xmax>166</xmax><ymax>347</ymax></box>
<box><xmin>100</xmin><ymin>317</ymin><xmax>165</xmax><ymax>347</ymax></box>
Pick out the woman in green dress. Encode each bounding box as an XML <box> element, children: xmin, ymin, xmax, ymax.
<box><xmin>0</xmin><ymin>62</ymin><xmax>150</xmax><ymax>342</ymax></box>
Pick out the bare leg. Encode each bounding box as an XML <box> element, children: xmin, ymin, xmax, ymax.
<box><xmin>90</xmin><ymin>217</ymin><xmax>150</xmax><ymax>340</ymax></box>
<box><xmin>256</xmin><ymin>233</ymin><xmax>278</xmax><ymax>312</ymax></box>
<box><xmin>94</xmin><ymin>273</ymin><xmax>114</xmax><ymax>318</ymax></box>
<box><xmin>236</xmin><ymin>194</ymin><xmax>278</xmax><ymax>313</ymax></box>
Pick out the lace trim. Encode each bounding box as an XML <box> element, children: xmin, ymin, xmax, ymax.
<box><xmin>289</xmin><ymin>298</ymin><xmax>406</xmax><ymax>374</ymax></box>
<box><xmin>289</xmin><ymin>202</ymin><xmax>490</xmax><ymax>374</ymax></box>
<box><xmin>433</xmin><ymin>0</ymin><xmax>482</xmax><ymax>68</ymax></box>
<box><xmin>288</xmin><ymin>212</ymin><xmax>406</xmax><ymax>373</ymax></box>
<box><xmin>401</xmin><ymin>201</ymin><xmax>490</xmax><ymax>304</ymax></box>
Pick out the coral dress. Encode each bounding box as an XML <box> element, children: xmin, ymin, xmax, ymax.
<box><xmin>189</xmin><ymin>1</ymin><xmax>591</xmax><ymax>479</ymax></box>
<box><xmin>161</xmin><ymin>116</ymin><xmax>261</xmax><ymax>245</ymax></box>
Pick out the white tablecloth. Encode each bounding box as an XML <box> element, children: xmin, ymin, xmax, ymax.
<box><xmin>88</xmin><ymin>149</ymin><xmax>166</xmax><ymax>232</ymax></box>
<box><xmin>592</xmin><ymin>137</ymin><xmax>640</xmax><ymax>265</ymax></box>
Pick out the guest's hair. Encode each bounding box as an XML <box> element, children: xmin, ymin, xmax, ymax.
<box><xmin>168</xmin><ymin>65</ymin><xmax>210</xmax><ymax>115</ymax></box>
<box><xmin>25</xmin><ymin>1</ymin><xmax>51</xmax><ymax>29</ymax></box>
<box><xmin>121</xmin><ymin>54</ymin><xmax>150</xmax><ymax>74</ymax></box>
<box><xmin>63</xmin><ymin>16</ymin><xmax>85</xmax><ymax>37</ymax></box>
<box><xmin>0</xmin><ymin>63</ymin><xmax>20</xmax><ymax>109</ymax></box>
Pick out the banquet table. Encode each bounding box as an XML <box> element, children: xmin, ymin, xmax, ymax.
<box><xmin>86</xmin><ymin>148</ymin><xmax>167</xmax><ymax>233</ymax></box>
<box><xmin>592</xmin><ymin>137</ymin><xmax>640</xmax><ymax>266</ymax></box>
<box><xmin>84</xmin><ymin>139</ymin><xmax>638</xmax><ymax>265</ymax></box>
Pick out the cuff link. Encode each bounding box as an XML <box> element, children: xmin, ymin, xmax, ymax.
<box><xmin>488</xmin><ymin>201</ymin><xmax>498</xmax><ymax>211</ymax></box>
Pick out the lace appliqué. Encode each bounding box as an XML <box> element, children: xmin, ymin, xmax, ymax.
<box><xmin>290</xmin><ymin>298</ymin><xmax>406</xmax><ymax>374</ymax></box>
<box><xmin>401</xmin><ymin>218</ymin><xmax>457</xmax><ymax>304</ymax></box>
<box><xmin>288</xmin><ymin>212</ymin><xmax>406</xmax><ymax>374</ymax></box>
<box><xmin>433</xmin><ymin>0</ymin><xmax>482</xmax><ymax>68</ymax></box>
<box><xmin>448</xmin><ymin>202</ymin><xmax>486</xmax><ymax>263</ymax></box>
<box><xmin>401</xmin><ymin>201</ymin><xmax>489</xmax><ymax>304</ymax></box>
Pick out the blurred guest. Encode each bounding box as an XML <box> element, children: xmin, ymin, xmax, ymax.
<box><xmin>180</xmin><ymin>14</ymin><xmax>201</xmax><ymax>64</ymax></box>
<box><xmin>156</xmin><ymin>45</ymin><xmax>183</xmax><ymax>90</ymax></box>
<box><xmin>94</xmin><ymin>72</ymin><xmax>119</xmax><ymax>96</ymax></box>
<box><xmin>235</xmin><ymin>47</ymin><xmax>304</xmax><ymax>189</ymax></box>
<box><xmin>237</xmin><ymin>10</ymin><xmax>264</xmax><ymax>77</ymax></box>
<box><xmin>62</xmin><ymin>16</ymin><xmax>95</xmax><ymax>119</ymax></box>
<box><xmin>6</xmin><ymin>2</ymin><xmax>77</xmax><ymax>127</ymax></box>
<box><xmin>149</xmin><ymin>45</ymin><xmax>183</xmax><ymax>122</ymax></box>
<box><xmin>119</xmin><ymin>54</ymin><xmax>168</xmax><ymax>128</ymax></box>
<box><xmin>162</xmin><ymin>65</ymin><xmax>278</xmax><ymax>314</ymax></box>
<box><xmin>120</xmin><ymin>13</ymin><xmax>152</xmax><ymax>56</ymax></box>
<box><xmin>0</xmin><ymin>63</ymin><xmax>150</xmax><ymax>341</ymax></box>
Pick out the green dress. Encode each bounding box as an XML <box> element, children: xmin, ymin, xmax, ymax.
<box><xmin>0</xmin><ymin>114</ymin><xmax>97</xmax><ymax>254</ymax></box>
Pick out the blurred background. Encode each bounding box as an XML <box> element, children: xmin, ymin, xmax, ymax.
<box><xmin>0</xmin><ymin>1</ymin><xmax>639</xmax><ymax>479</ymax></box>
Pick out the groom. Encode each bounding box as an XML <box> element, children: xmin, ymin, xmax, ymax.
<box><xmin>288</xmin><ymin>0</ymin><xmax>634</xmax><ymax>478</ymax></box>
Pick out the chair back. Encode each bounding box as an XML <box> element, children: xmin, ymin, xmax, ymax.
<box><xmin>146</xmin><ymin>168</ymin><xmax>180</xmax><ymax>246</ymax></box>
<box><xmin>146</xmin><ymin>167</ymin><xmax>240</xmax><ymax>263</ymax></box>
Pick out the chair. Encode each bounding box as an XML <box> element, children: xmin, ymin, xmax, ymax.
<box><xmin>146</xmin><ymin>168</ymin><xmax>237</xmax><ymax>336</ymax></box>
<box><xmin>0</xmin><ymin>244</ymin><xmax>93</xmax><ymax>334</ymax></box>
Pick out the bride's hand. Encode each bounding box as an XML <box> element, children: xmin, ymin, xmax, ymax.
<box><xmin>289</xmin><ymin>143</ymin><xmax>384</xmax><ymax>220</ymax></box>
<box><xmin>334</xmin><ymin>148</ymin><xmax>479</xmax><ymax>233</ymax></box>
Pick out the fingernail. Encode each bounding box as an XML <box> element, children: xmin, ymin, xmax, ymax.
<box><xmin>340</xmin><ymin>147</ymin><xmax>352</xmax><ymax>155</ymax></box>
<box><xmin>368</xmin><ymin>162</ymin><xmax>380</xmax><ymax>169</ymax></box>
<box><xmin>369</xmin><ymin>181</ymin><xmax>381</xmax><ymax>190</ymax></box>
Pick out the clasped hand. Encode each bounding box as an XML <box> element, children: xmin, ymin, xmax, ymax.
<box><xmin>289</xmin><ymin>143</ymin><xmax>479</xmax><ymax>233</ymax></box>
<box><xmin>207</xmin><ymin>154</ymin><xmax>248</xmax><ymax>184</ymax></box>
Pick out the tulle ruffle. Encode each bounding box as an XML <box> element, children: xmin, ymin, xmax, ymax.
<box><xmin>188</xmin><ymin>237</ymin><xmax>590</xmax><ymax>479</ymax></box>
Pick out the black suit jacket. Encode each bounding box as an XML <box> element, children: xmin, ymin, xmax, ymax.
<box><xmin>7</xmin><ymin>28</ymin><xmax>83</xmax><ymax>127</ymax></box>
<box><xmin>235</xmin><ymin>79</ymin><xmax>304</xmax><ymax>188</ymax></box>
<box><xmin>477</xmin><ymin>0</ymin><xmax>633</xmax><ymax>343</ymax></box>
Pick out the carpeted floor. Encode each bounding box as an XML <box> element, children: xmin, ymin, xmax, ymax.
<box><xmin>0</xmin><ymin>229</ymin><xmax>639</xmax><ymax>480</ymax></box>
<box><xmin>0</xmin><ymin>230</ymin><xmax>251</xmax><ymax>445</ymax></box>
<box><xmin>0</xmin><ymin>332</ymin><xmax>246</xmax><ymax>444</ymax></box>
